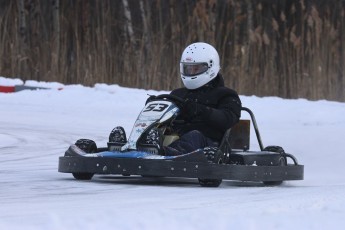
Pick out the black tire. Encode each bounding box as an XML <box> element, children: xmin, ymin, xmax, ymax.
<box><xmin>73</xmin><ymin>139</ymin><xmax>97</xmax><ymax>180</ymax></box>
<box><xmin>72</xmin><ymin>173</ymin><xmax>94</xmax><ymax>180</ymax></box>
<box><xmin>198</xmin><ymin>178</ymin><xmax>222</xmax><ymax>187</ymax></box>
<box><xmin>263</xmin><ymin>145</ymin><xmax>285</xmax><ymax>154</ymax></box>
<box><xmin>198</xmin><ymin>147</ymin><xmax>223</xmax><ymax>187</ymax></box>
<box><xmin>263</xmin><ymin>146</ymin><xmax>287</xmax><ymax>186</ymax></box>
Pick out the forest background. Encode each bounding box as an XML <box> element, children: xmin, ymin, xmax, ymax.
<box><xmin>0</xmin><ymin>0</ymin><xmax>344</xmax><ymax>101</ymax></box>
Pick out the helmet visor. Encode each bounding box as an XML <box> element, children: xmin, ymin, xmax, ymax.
<box><xmin>180</xmin><ymin>63</ymin><xmax>209</xmax><ymax>76</ymax></box>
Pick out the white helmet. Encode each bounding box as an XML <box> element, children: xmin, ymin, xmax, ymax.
<box><xmin>180</xmin><ymin>42</ymin><xmax>220</xmax><ymax>89</ymax></box>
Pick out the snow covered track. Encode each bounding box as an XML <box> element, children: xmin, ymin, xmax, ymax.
<box><xmin>1</xmin><ymin>77</ymin><xmax>345</xmax><ymax>229</ymax></box>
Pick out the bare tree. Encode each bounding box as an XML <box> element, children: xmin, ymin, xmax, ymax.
<box><xmin>122</xmin><ymin>0</ymin><xmax>135</xmax><ymax>44</ymax></box>
<box><xmin>52</xmin><ymin>0</ymin><xmax>60</xmax><ymax>79</ymax></box>
<box><xmin>1</xmin><ymin>0</ymin><xmax>344</xmax><ymax>101</ymax></box>
<box><xmin>17</xmin><ymin>0</ymin><xmax>28</xmax><ymax>75</ymax></box>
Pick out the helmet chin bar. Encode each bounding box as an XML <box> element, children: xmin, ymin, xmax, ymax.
<box><xmin>182</xmin><ymin>72</ymin><xmax>215</xmax><ymax>90</ymax></box>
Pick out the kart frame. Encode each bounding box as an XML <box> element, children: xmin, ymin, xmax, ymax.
<box><xmin>58</xmin><ymin>95</ymin><xmax>304</xmax><ymax>186</ymax></box>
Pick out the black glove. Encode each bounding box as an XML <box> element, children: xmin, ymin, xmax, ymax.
<box><xmin>180</xmin><ymin>99</ymin><xmax>212</xmax><ymax>121</ymax></box>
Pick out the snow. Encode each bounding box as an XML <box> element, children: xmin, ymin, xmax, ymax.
<box><xmin>1</xmin><ymin>76</ymin><xmax>345</xmax><ymax>230</ymax></box>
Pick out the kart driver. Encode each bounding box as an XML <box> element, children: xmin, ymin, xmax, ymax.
<box><xmin>113</xmin><ymin>42</ymin><xmax>241</xmax><ymax>156</ymax></box>
<box><xmin>163</xmin><ymin>42</ymin><xmax>242</xmax><ymax>155</ymax></box>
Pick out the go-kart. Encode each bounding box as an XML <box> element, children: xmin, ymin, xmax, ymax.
<box><xmin>58</xmin><ymin>94</ymin><xmax>304</xmax><ymax>187</ymax></box>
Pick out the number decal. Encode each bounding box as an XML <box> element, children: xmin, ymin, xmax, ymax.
<box><xmin>143</xmin><ymin>103</ymin><xmax>169</xmax><ymax>112</ymax></box>
<box><xmin>143</xmin><ymin>104</ymin><xmax>156</xmax><ymax>112</ymax></box>
<box><xmin>153</xmin><ymin>104</ymin><xmax>169</xmax><ymax>112</ymax></box>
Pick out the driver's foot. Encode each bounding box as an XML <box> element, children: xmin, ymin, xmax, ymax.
<box><xmin>109</xmin><ymin>126</ymin><xmax>127</xmax><ymax>143</ymax></box>
<box><xmin>140</xmin><ymin>128</ymin><xmax>164</xmax><ymax>154</ymax></box>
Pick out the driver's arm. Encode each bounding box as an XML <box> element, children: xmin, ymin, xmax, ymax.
<box><xmin>204</xmin><ymin>95</ymin><xmax>241</xmax><ymax>132</ymax></box>
<box><xmin>181</xmin><ymin>94</ymin><xmax>241</xmax><ymax>130</ymax></box>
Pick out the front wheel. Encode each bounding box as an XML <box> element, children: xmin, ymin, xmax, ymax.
<box><xmin>72</xmin><ymin>173</ymin><xmax>94</xmax><ymax>180</ymax></box>
<box><xmin>72</xmin><ymin>139</ymin><xmax>97</xmax><ymax>180</ymax></box>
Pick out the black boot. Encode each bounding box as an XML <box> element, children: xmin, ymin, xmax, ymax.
<box><xmin>139</xmin><ymin>127</ymin><xmax>164</xmax><ymax>155</ymax></box>
<box><xmin>109</xmin><ymin>126</ymin><xmax>127</xmax><ymax>144</ymax></box>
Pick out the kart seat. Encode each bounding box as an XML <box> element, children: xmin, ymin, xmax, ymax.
<box><xmin>163</xmin><ymin>135</ymin><xmax>179</xmax><ymax>146</ymax></box>
<box><xmin>219</xmin><ymin>120</ymin><xmax>250</xmax><ymax>151</ymax></box>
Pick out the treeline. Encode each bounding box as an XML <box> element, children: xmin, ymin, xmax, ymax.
<box><xmin>0</xmin><ymin>0</ymin><xmax>344</xmax><ymax>101</ymax></box>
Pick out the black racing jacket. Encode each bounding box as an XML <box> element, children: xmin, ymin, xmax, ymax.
<box><xmin>170</xmin><ymin>74</ymin><xmax>242</xmax><ymax>142</ymax></box>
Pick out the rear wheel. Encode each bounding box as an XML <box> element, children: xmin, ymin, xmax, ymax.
<box><xmin>199</xmin><ymin>147</ymin><xmax>223</xmax><ymax>187</ymax></box>
<box><xmin>72</xmin><ymin>139</ymin><xmax>97</xmax><ymax>180</ymax></box>
<box><xmin>262</xmin><ymin>146</ymin><xmax>287</xmax><ymax>186</ymax></box>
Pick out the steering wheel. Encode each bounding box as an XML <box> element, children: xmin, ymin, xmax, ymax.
<box><xmin>147</xmin><ymin>94</ymin><xmax>185</xmax><ymax>108</ymax></box>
